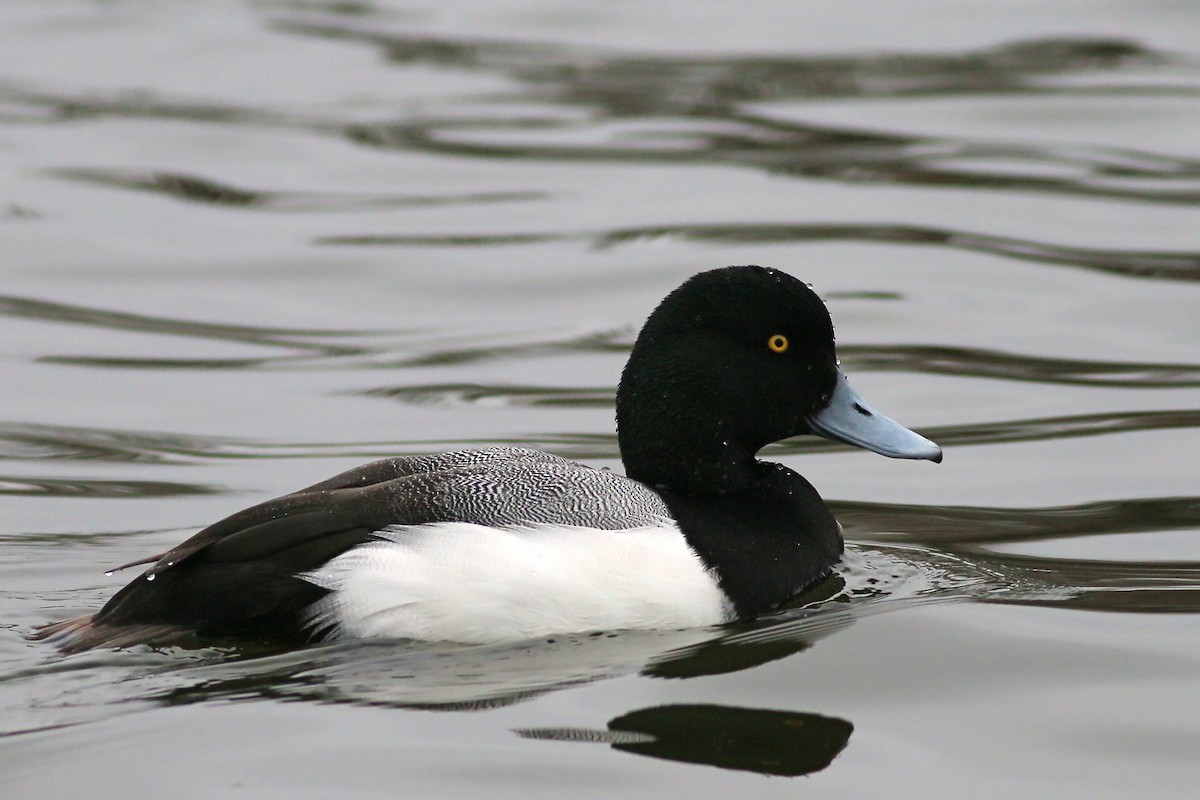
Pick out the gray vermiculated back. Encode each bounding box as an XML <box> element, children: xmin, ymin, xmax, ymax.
<box><xmin>368</xmin><ymin>447</ymin><xmax>671</xmax><ymax>530</ymax></box>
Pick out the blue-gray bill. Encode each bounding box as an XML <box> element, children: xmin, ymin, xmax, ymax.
<box><xmin>807</xmin><ymin>370</ymin><xmax>943</xmax><ymax>463</ymax></box>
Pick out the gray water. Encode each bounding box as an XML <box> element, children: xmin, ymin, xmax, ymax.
<box><xmin>3</xmin><ymin>2</ymin><xmax>1199</xmax><ymax>797</ymax></box>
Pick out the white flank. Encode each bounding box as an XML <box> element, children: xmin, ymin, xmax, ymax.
<box><xmin>300</xmin><ymin>522</ymin><xmax>732</xmax><ymax>644</ymax></box>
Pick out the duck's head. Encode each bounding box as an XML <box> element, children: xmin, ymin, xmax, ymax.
<box><xmin>616</xmin><ymin>265</ymin><xmax>941</xmax><ymax>493</ymax></box>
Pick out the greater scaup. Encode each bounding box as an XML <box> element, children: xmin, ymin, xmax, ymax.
<box><xmin>35</xmin><ymin>265</ymin><xmax>940</xmax><ymax>652</ymax></box>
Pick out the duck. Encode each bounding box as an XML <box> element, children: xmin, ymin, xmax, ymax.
<box><xmin>35</xmin><ymin>265</ymin><xmax>941</xmax><ymax>653</ymax></box>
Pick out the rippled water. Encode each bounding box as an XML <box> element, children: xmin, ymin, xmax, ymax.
<box><xmin>3</xmin><ymin>2</ymin><xmax>1199</xmax><ymax>797</ymax></box>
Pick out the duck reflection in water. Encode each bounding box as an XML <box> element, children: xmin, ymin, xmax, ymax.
<box><xmin>517</xmin><ymin>704</ymin><xmax>853</xmax><ymax>778</ymax></box>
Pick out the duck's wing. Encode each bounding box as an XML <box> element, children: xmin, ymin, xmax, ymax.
<box><xmin>147</xmin><ymin>446</ymin><xmax>669</xmax><ymax>576</ymax></box>
<box><xmin>138</xmin><ymin>448</ymin><xmax>568</xmax><ymax>577</ymax></box>
<box><xmin>54</xmin><ymin>476</ymin><xmax>439</xmax><ymax>649</ymax></box>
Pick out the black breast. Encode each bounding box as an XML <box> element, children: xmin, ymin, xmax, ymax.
<box><xmin>655</xmin><ymin>461</ymin><xmax>843</xmax><ymax>617</ymax></box>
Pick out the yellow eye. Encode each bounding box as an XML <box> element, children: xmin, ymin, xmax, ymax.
<box><xmin>767</xmin><ymin>334</ymin><xmax>789</xmax><ymax>353</ymax></box>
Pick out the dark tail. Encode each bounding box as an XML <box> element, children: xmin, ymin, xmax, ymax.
<box><xmin>29</xmin><ymin>614</ymin><xmax>193</xmax><ymax>654</ymax></box>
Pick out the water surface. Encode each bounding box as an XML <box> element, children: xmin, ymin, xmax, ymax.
<box><xmin>2</xmin><ymin>2</ymin><xmax>1199</xmax><ymax>797</ymax></box>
